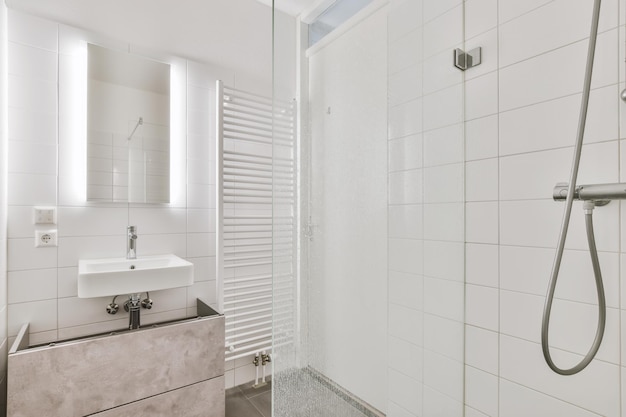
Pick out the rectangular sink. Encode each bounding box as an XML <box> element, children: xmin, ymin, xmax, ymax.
<box><xmin>78</xmin><ymin>254</ymin><xmax>194</xmax><ymax>298</ymax></box>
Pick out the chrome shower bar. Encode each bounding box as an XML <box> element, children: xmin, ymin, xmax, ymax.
<box><xmin>553</xmin><ymin>182</ymin><xmax>626</xmax><ymax>202</ymax></box>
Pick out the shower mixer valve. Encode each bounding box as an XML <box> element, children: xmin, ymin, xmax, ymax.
<box><xmin>552</xmin><ymin>182</ymin><xmax>626</xmax><ymax>205</ymax></box>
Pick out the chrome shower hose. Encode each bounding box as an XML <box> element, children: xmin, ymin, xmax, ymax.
<box><xmin>541</xmin><ymin>0</ymin><xmax>604</xmax><ymax>375</ymax></box>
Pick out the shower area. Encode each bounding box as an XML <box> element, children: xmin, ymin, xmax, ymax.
<box><xmin>270</xmin><ymin>0</ymin><xmax>626</xmax><ymax>416</ymax></box>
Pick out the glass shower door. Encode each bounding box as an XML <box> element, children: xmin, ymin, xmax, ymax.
<box><xmin>273</xmin><ymin>1</ymin><xmax>466</xmax><ymax>416</ymax></box>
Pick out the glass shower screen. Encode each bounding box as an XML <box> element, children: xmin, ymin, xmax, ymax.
<box><xmin>272</xmin><ymin>1</ymin><xmax>466</xmax><ymax>416</ymax></box>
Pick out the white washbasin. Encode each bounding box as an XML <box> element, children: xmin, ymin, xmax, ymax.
<box><xmin>78</xmin><ymin>254</ymin><xmax>194</xmax><ymax>298</ymax></box>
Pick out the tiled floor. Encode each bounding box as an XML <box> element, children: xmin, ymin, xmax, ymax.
<box><xmin>227</xmin><ymin>371</ymin><xmax>372</xmax><ymax>417</ymax></box>
<box><xmin>225</xmin><ymin>380</ymin><xmax>271</xmax><ymax>417</ymax></box>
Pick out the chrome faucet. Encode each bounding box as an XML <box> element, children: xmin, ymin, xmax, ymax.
<box><xmin>127</xmin><ymin>226</ymin><xmax>137</xmax><ymax>259</ymax></box>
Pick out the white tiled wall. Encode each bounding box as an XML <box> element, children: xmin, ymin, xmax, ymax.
<box><xmin>388</xmin><ymin>0</ymin><xmax>465</xmax><ymax>415</ymax></box>
<box><xmin>390</xmin><ymin>0</ymin><xmax>626</xmax><ymax>416</ymax></box>
<box><xmin>5</xmin><ymin>10</ymin><xmax>268</xmax><ymax>390</ymax></box>
<box><xmin>0</xmin><ymin>1</ymin><xmax>9</xmax><ymax>414</ymax></box>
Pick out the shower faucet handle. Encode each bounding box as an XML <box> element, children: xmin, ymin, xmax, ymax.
<box><xmin>553</xmin><ymin>182</ymin><xmax>626</xmax><ymax>203</ymax></box>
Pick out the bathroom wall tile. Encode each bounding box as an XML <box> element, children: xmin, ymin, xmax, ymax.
<box><xmin>58</xmin><ymin>235</ymin><xmax>125</xmax><ymax>268</ymax></box>
<box><xmin>389</xmin><ymin>98</ymin><xmax>423</xmax><ymax>140</ymax></box>
<box><xmin>466</xmin><ymin>115</ymin><xmax>498</xmax><ymax>161</ymax></box>
<box><xmin>7</xmin><ymin>173</ymin><xmax>56</xmax><ymax>206</ymax></box>
<box><xmin>187</xmin><ymin>183</ymin><xmax>214</xmax><ymax>209</ymax></box>
<box><xmin>140</xmin><ymin>233</ymin><xmax>187</xmax><ymax>258</ymax></box>
<box><xmin>8</xmin><ymin>74</ymin><xmax>57</xmax><ymax>115</ymax></box>
<box><xmin>128</xmin><ymin>208</ymin><xmax>187</xmax><ymax>235</ymax></box>
<box><xmin>388</xmin><ymin>0</ymin><xmax>423</xmax><ymax>42</ymax></box>
<box><xmin>423</xmin><ymin>277</ymin><xmax>464</xmax><ymax>322</ymax></box>
<box><xmin>58</xmin><ymin>207</ymin><xmax>128</xmax><ymax>237</ymax></box>
<box><xmin>465</xmin><ymin>0</ymin><xmax>498</xmax><ymax>40</ymax></box>
<box><xmin>423</xmin><ymin>84</ymin><xmax>464</xmax><ymax>131</ymax></box>
<box><xmin>498</xmin><ymin>200</ymin><xmax>564</xmax><ymax>248</ymax></box>
<box><xmin>389</xmin><ymin>369</ymin><xmax>423</xmax><ymax>416</ymax></box>
<box><xmin>388</xmin><ymin>29</ymin><xmax>422</xmax><ymax>75</ymax></box>
<box><xmin>423</xmin><ymin>203</ymin><xmax>464</xmax><ymax>242</ymax></box>
<box><xmin>465</xmin><ymin>29</ymin><xmax>498</xmax><ymax>81</ymax></box>
<box><xmin>498</xmin><ymin>0</ymin><xmax>550</xmax><ymax>24</ymax></box>
<box><xmin>466</xmin><ymin>202</ymin><xmax>498</xmax><ymax>244</ymax></box>
<box><xmin>141</xmin><ymin>308</ymin><xmax>187</xmax><ymax>326</ymax></box>
<box><xmin>424</xmin><ymin>314</ymin><xmax>464</xmax><ymax>362</ymax></box>
<box><xmin>548</xmin><ymin>300</ymin><xmax>620</xmax><ymax>364</ymax></box>
<box><xmin>424</xmin><ymin>163</ymin><xmax>464</xmax><ymax>203</ymax></box>
<box><xmin>423</xmin><ymin>0</ymin><xmax>461</xmax><ymax>24</ymax></box>
<box><xmin>499</xmin><ymin>0</ymin><xmax>618</xmax><ymax>68</ymax></box>
<box><xmin>465</xmin><ymin>325</ymin><xmax>498</xmax><ymax>374</ymax></box>
<box><xmin>188</xmin><ymin>158</ymin><xmax>213</xmax><ymax>185</ymax></box>
<box><xmin>7</xmin><ymin>106</ymin><xmax>57</xmax><ymax>144</ymax></box>
<box><xmin>389</xmin><ymin>303</ymin><xmax>423</xmax><ymax>346</ymax></box>
<box><xmin>466</xmin><ymin>71</ymin><xmax>499</xmax><ymax>121</ymax></box>
<box><xmin>7</xmin><ymin>141</ymin><xmax>56</xmax><ymax>175</ymax></box>
<box><xmin>187</xmin><ymin>233</ymin><xmax>215</xmax><ymax>258</ymax></box>
<box><xmin>187</xmin><ymin>85</ymin><xmax>211</xmax><ymax>112</ymax></box>
<box><xmin>500</xmin><ymin>141</ymin><xmax>618</xmax><ymax>201</ymax></box>
<box><xmin>500</xmin><ymin>335</ymin><xmax>620</xmax><ymax>416</ymax></box>
<box><xmin>28</xmin><ymin>330</ymin><xmax>58</xmax><ymax>346</ymax></box>
<box><xmin>423</xmin><ymin>350</ymin><xmax>464</xmax><ymax>401</ymax></box>
<box><xmin>190</xmin><ymin>256</ymin><xmax>216</xmax><ymax>282</ymax></box>
<box><xmin>423</xmin><ymin>48</ymin><xmax>462</xmax><ymax>95</ymax></box>
<box><xmin>499</xmin><ymin>378</ymin><xmax>601</xmax><ymax>417</ymax></box>
<box><xmin>387</xmin><ymin>401</ymin><xmax>419</xmax><ymax>417</ymax></box>
<box><xmin>188</xmin><ymin>133</ymin><xmax>213</xmax><ymax>166</ymax></box>
<box><xmin>502</xmin><ymin>246</ymin><xmax>619</xmax><ymax>308</ymax></box>
<box><xmin>8</xmin><ymin>238</ymin><xmax>57</xmax><ymax>271</ymax></box>
<box><xmin>57</xmin><ymin>318</ymin><xmax>128</xmax><ymax>341</ymax></box>
<box><xmin>8</xmin><ymin>299</ymin><xmax>57</xmax><ymax>336</ymax></box>
<box><xmin>8</xmin><ymin>269</ymin><xmax>57</xmax><ymax>304</ymax></box>
<box><xmin>500</xmin><ymin>85</ymin><xmax>618</xmax><ymax>156</ymax></box>
<box><xmin>501</xmin><ymin>199</ymin><xmax>619</xmax><ymax>252</ymax></box>
<box><xmin>389</xmin><ymin>169</ymin><xmax>423</xmax><ymax>205</ymax></box>
<box><xmin>465</xmin><ymin>407</ymin><xmax>489</xmax><ymax>417</ymax></box>
<box><xmin>188</xmin><ymin>209</ymin><xmax>214</xmax><ymax>234</ymax></box>
<box><xmin>423</xmin><ymin>123</ymin><xmax>464</xmax><ymax>167</ymax></box>
<box><xmin>389</xmin><ymin>134</ymin><xmax>423</xmax><ymax>172</ymax></box>
<box><xmin>186</xmin><ymin>280</ymin><xmax>217</xmax><ymax>307</ymax></box>
<box><xmin>466</xmin><ymin>243</ymin><xmax>499</xmax><ymax>288</ymax></box>
<box><xmin>58</xmin><ymin>296</ymin><xmax>120</xmax><ymax>329</ymax></box>
<box><xmin>423</xmin><ymin>5</ymin><xmax>463</xmax><ymax>59</ymax></box>
<box><xmin>465</xmin><ymin>366</ymin><xmax>498</xmax><ymax>417</ymax></box>
<box><xmin>389</xmin><ymin>271</ymin><xmax>423</xmax><ymax>311</ymax></box>
<box><xmin>466</xmin><ymin>158</ymin><xmax>498</xmax><ymax>202</ymax></box>
<box><xmin>389</xmin><ymin>204</ymin><xmax>423</xmax><ymax>240</ymax></box>
<box><xmin>57</xmin><ymin>267</ymin><xmax>78</xmax><ymax>298</ymax></box>
<box><xmin>389</xmin><ymin>64</ymin><xmax>423</xmax><ymax>107</ymax></box>
<box><xmin>389</xmin><ymin>335</ymin><xmax>423</xmax><ymax>381</ymax></box>
<box><xmin>7</xmin><ymin>10</ymin><xmax>58</xmax><ymax>51</ymax></box>
<box><xmin>389</xmin><ymin>238</ymin><xmax>423</xmax><ymax>276</ymax></box>
<box><xmin>8</xmin><ymin>41</ymin><xmax>57</xmax><ymax>81</ymax></box>
<box><xmin>499</xmin><ymin>30</ymin><xmax>617</xmax><ymax>111</ymax></box>
<box><xmin>466</xmin><ymin>284</ymin><xmax>498</xmax><ymax>331</ymax></box>
<box><xmin>423</xmin><ymin>241</ymin><xmax>464</xmax><ymax>282</ymax></box>
<box><xmin>423</xmin><ymin>386</ymin><xmax>463</xmax><ymax>417</ymax></box>
<box><xmin>7</xmin><ymin>205</ymin><xmax>34</xmax><ymax>239</ymax></box>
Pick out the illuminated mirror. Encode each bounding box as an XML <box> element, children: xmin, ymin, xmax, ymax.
<box><xmin>87</xmin><ymin>43</ymin><xmax>170</xmax><ymax>203</ymax></box>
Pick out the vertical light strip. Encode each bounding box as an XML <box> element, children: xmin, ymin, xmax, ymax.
<box><xmin>216</xmin><ymin>79</ymin><xmax>224</xmax><ymax>314</ymax></box>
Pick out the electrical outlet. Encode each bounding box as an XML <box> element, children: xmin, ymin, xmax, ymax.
<box><xmin>35</xmin><ymin>230</ymin><xmax>58</xmax><ymax>247</ymax></box>
<box><xmin>34</xmin><ymin>207</ymin><xmax>56</xmax><ymax>224</ymax></box>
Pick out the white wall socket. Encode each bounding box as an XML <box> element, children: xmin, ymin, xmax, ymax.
<box><xmin>34</xmin><ymin>207</ymin><xmax>56</xmax><ymax>224</ymax></box>
<box><xmin>35</xmin><ymin>230</ymin><xmax>58</xmax><ymax>247</ymax></box>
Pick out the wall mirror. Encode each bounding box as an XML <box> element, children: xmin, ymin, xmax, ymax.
<box><xmin>87</xmin><ymin>43</ymin><xmax>171</xmax><ymax>203</ymax></box>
